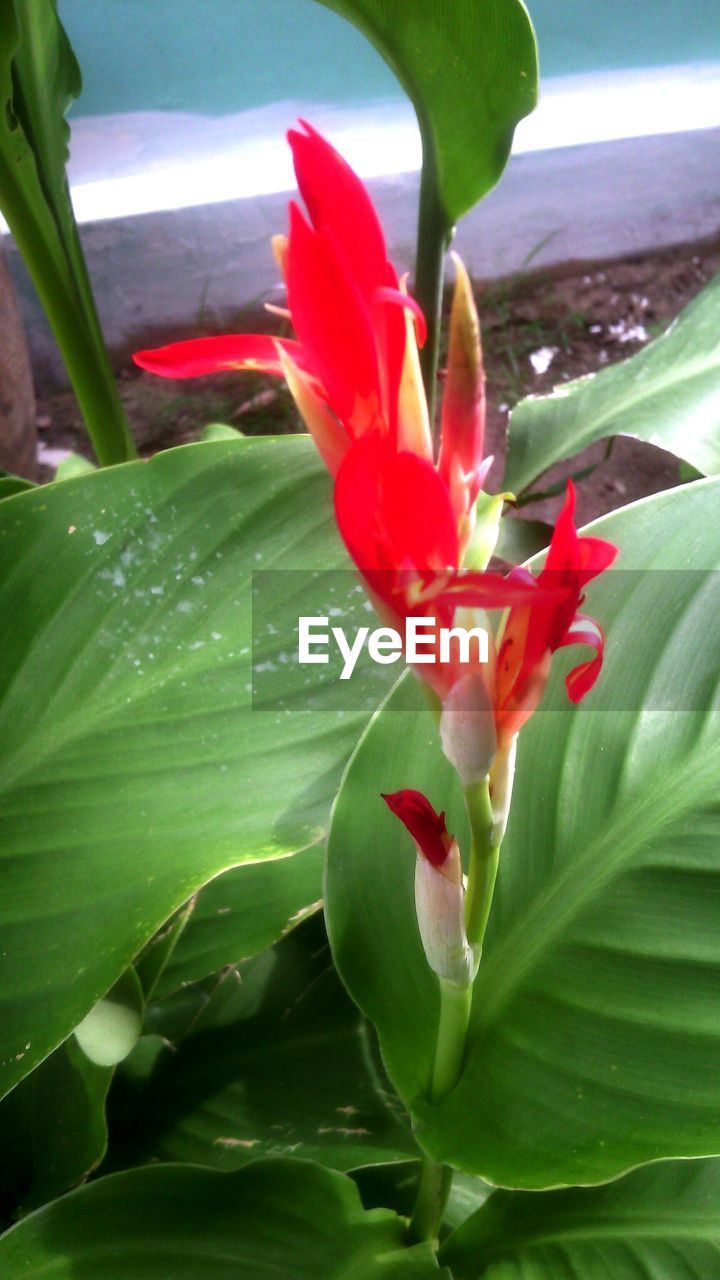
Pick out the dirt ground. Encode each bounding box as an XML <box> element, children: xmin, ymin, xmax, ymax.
<box><xmin>35</xmin><ymin>234</ymin><xmax>720</xmax><ymax>528</ymax></box>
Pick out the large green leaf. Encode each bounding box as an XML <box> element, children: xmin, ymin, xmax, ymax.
<box><xmin>0</xmin><ymin>0</ymin><xmax>133</xmax><ymax>463</ymax></box>
<box><xmin>0</xmin><ymin>436</ymin><xmax>369</xmax><ymax>1100</ymax></box>
<box><xmin>107</xmin><ymin>917</ymin><xmax>416</xmax><ymax>1174</ymax></box>
<box><xmin>0</xmin><ymin>1159</ymin><xmax>445</xmax><ymax>1278</ymax></box>
<box><xmin>504</xmin><ymin>273</ymin><xmax>720</xmax><ymax>496</ymax></box>
<box><xmin>326</xmin><ymin>478</ymin><xmax>720</xmax><ymax>1187</ymax></box>
<box><xmin>156</xmin><ymin>844</ymin><xmax>324</xmax><ymax>996</ymax></box>
<box><xmin>0</xmin><ymin>1040</ymin><xmax>110</xmax><ymax>1223</ymax></box>
<box><xmin>441</xmin><ymin>1158</ymin><xmax>720</xmax><ymax>1278</ymax></box>
<box><xmin>314</xmin><ymin>0</ymin><xmax>537</xmax><ymax>225</ymax></box>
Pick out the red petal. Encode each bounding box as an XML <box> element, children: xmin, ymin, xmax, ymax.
<box><xmin>334</xmin><ymin>438</ymin><xmax>458</xmax><ymax>576</ymax></box>
<box><xmin>289</xmin><ymin>122</ymin><xmax>406</xmax><ymax>442</ymax></box>
<box><xmin>577</xmin><ymin>536</ymin><xmax>618</xmax><ymax>579</ymax></box>
<box><xmin>433</xmin><ymin>570</ymin><xmax>563</xmax><ymax>612</ymax></box>
<box><xmin>289</xmin><ymin>120</ymin><xmax>390</xmax><ymax>299</ymax></box>
<box><xmin>556</xmin><ymin>613</ymin><xmax>606</xmax><ymax>702</ymax></box>
<box><xmin>544</xmin><ymin>481</ymin><xmax>618</xmax><ymax>587</ymax></box>
<box><xmin>536</xmin><ymin>481</ymin><xmax>618</xmax><ymax>652</ymax></box>
<box><xmin>287</xmin><ymin>203</ymin><xmax>382</xmax><ymax>431</ymax></box>
<box><xmin>375</xmin><ymin>285</ymin><xmax>427</xmax><ymax>349</ymax></box>
<box><xmin>132</xmin><ymin>334</ymin><xmax>307</xmax><ymax>379</ymax></box>
<box><xmin>382</xmin><ymin>789</ymin><xmax>451</xmax><ymax>868</ymax></box>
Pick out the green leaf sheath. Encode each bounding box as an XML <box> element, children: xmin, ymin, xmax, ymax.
<box><xmin>505</xmin><ymin>273</ymin><xmax>720</xmax><ymax>496</ymax></box>
<box><xmin>0</xmin><ymin>1159</ymin><xmax>446</xmax><ymax>1278</ymax></box>
<box><xmin>0</xmin><ymin>437</ymin><xmax>370</xmax><ymax>1099</ymax></box>
<box><xmin>327</xmin><ymin>478</ymin><xmax>720</xmax><ymax>1187</ymax></box>
<box><xmin>0</xmin><ymin>0</ymin><xmax>134</xmax><ymax>464</ymax></box>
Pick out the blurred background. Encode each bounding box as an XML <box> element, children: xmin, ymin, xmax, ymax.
<box><xmin>2</xmin><ymin>0</ymin><xmax>719</xmax><ymax>488</ymax></box>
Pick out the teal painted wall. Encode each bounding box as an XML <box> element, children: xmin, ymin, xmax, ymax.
<box><xmin>58</xmin><ymin>0</ymin><xmax>720</xmax><ymax>118</ymax></box>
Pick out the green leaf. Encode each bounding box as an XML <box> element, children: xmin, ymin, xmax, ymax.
<box><xmin>0</xmin><ymin>436</ymin><xmax>369</xmax><ymax>1100</ymax></box>
<box><xmin>314</xmin><ymin>0</ymin><xmax>537</xmax><ymax>225</ymax></box>
<box><xmin>504</xmin><ymin>273</ymin><xmax>720</xmax><ymax>495</ymax></box>
<box><xmin>108</xmin><ymin>918</ymin><xmax>416</xmax><ymax>1174</ymax></box>
<box><xmin>493</xmin><ymin>514</ymin><xmax>551</xmax><ymax>565</ymax></box>
<box><xmin>200</xmin><ymin>423</ymin><xmax>245</xmax><ymax>442</ymax></box>
<box><xmin>0</xmin><ymin>1</ymin><xmax>134</xmax><ymax>463</ymax></box>
<box><xmin>0</xmin><ymin>1159</ymin><xmax>446</xmax><ymax>1278</ymax></box>
<box><xmin>0</xmin><ymin>470</ymin><xmax>35</xmax><ymax>499</ymax></box>
<box><xmin>9</xmin><ymin>0</ymin><xmax>80</xmax><ymax>229</ymax></box>
<box><xmin>73</xmin><ymin>967</ymin><xmax>144</xmax><ymax>1068</ymax></box>
<box><xmin>54</xmin><ymin>452</ymin><xmax>97</xmax><ymax>481</ymax></box>
<box><xmin>156</xmin><ymin>844</ymin><xmax>324</xmax><ymax>996</ymax></box>
<box><xmin>0</xmin><ymin>1039</ymin><xmax>110</xmax><ymax>1221</ymax></box>
<box><xmin>441</xmin><ymin>1158</ymin><xmax>720</xmax><ymax>1278</ymax></box>
<box><xmin>326</xmin><ymin>478</ymin><xmax>720</xmax><ymax>1187</ymax></box>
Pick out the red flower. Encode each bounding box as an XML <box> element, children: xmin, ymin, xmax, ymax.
<box><xmin>134</xmin><ymin>123</ymin><xmax>538</xmax><ymax>653</ymax></box>
<box><xmin>493</xmin><ymin>480</ymin><xmax>617</xmax><ymax>749</ymax></box>
<box><xmin>133</xmin><ymin>122</ymin><xmax>488</xmax><ymax>563</ymax></box>
<box><xmin>134</xmin><ymin>123</ymin><xmax>617</xmax><ymax>768</ymax></box>
<box><xmin>135</xmin><ymin>121</ymin><xmax>429</xmax><ymax>469</ymax></box>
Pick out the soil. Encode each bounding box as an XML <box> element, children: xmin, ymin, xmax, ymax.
<box><xmin>34</xmin><ymin>234</ymin><xmax>720</xmax><ymax>530</ymax></box>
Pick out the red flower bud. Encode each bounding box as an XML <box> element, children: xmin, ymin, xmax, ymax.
<box><xmin>382</xmin><ymin>789</ymin><xmax>453</xmax><ymax>870</ymax></box>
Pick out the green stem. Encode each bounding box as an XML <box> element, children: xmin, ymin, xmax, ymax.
<box><xmin>414</xmin><ymin>146</ymin><xmax>452</xmax><ymax>433</ymax></box>
<box><xmin>408</xmin><ymin>1154</ymin><xmax>452</xmax><ymax>1247</ymax></box>
<box><xmin>408</xmin><ymin>978</ymin><xmax>472</xmax><ymax>1245</ymax></box>
<box><xmin>464</xmin><ymin>778</ymin><xmax>500</xmax><ymax>953</ymax></box>
<box><xmin>0</xmin><ymin>165</ymin><xmax>136</xmax><ymax>467</ymax></box>
<box><xmin>431</xmin><ymin>977</ymin><xmax>473</xmax><ymax>1100</ymax></box>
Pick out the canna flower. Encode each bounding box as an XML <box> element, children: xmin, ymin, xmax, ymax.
<box><xmin>439</xmin><ymin>479</ymin><xmax>617</xmax><ymax>843</ymax></box>
<box><xmin>494</xmin><ymin>479</ymin><xmax>617</xmax><ymax>748</ymax></box>
<box><xmin>382</xmin><ymin>789</ymin><xmax>474</xmax><ymax>986</ymax></box>
<box><xmin>134</xmin><ymin>121</ymin><xmax>544</xmax><ymax>655</ymax></box>
<box><xmin>134</xmin><ymin>123</ymin><xmax>618</xmax><ymax>799</ymax></box>
<box><xmin>134</xmin><ymin>119</ymin><xmax>431</xmax><ymax>474</ymax></box>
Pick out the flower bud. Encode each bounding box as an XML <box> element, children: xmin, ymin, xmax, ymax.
<box><xmin>414</xmin><ymin>846</ymin><xmax>475</xmax><ymax>985</ymax></box>
<box><xmin>382</xmin><ymin>789</ymin><xmax>475</xmax><ymax>986</ymax></box>
<box><xmin>439</xmin><ymin>671</ymin><xmax>497</xmax><ymax>788</ymax></box>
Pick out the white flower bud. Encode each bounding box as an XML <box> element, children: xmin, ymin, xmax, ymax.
<box><xmin>414</xmin><ymin>843</ymin><xmax>476</xmax><ymax>986</ymax></box>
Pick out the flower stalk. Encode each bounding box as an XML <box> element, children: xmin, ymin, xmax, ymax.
<box><xmin>408</xmin><ymin>977</ymin><xmax>473</xmax><ymax>1246</ymax></box>
<box><xmin>431</xmin><ymin>977</ymin><xmax>474</xmax><ymax>1100</ymax></box>
<box><xmin>414</xmin><ymin>152</ymin><xmax>452</xmax><ymax>431</ymax></box>
<box><xmin>464</xmin><ymin>778</ymin><xmax>501</xmax><ymax>954</ymax></box>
